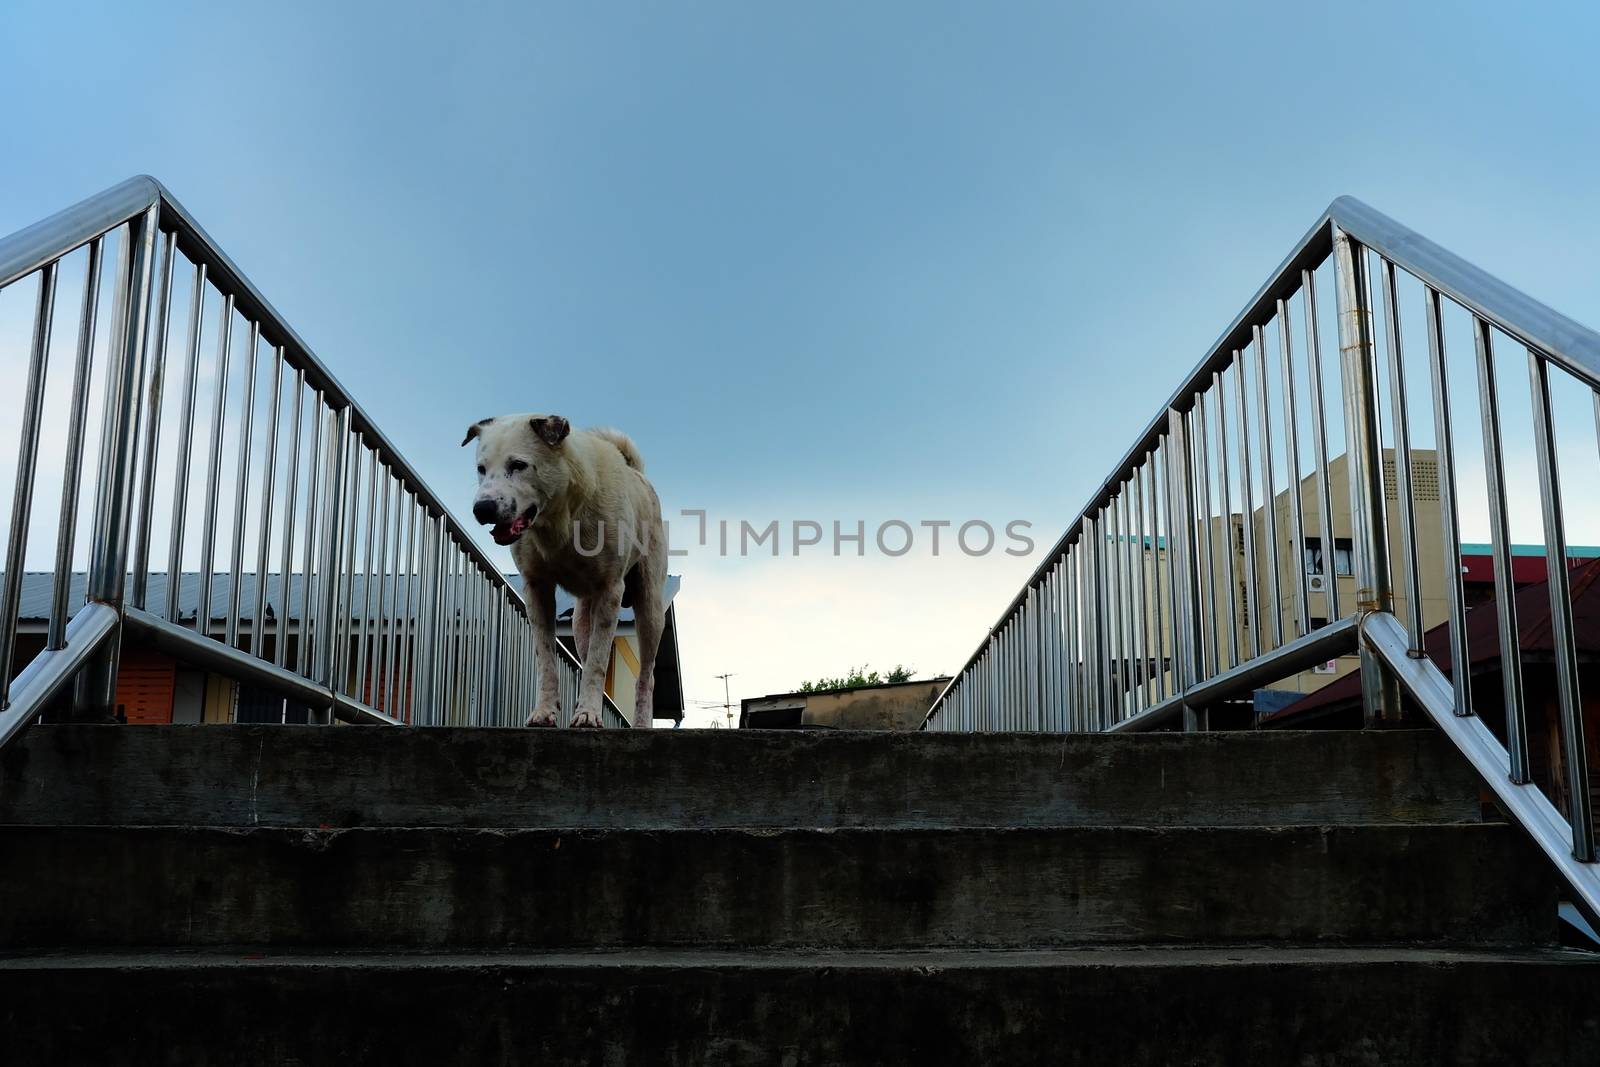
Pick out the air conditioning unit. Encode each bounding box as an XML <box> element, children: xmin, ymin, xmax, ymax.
<box><xmin>1308</xmin><ymin>574</ymin><xmax>1328</xmax><ymax>593</ymax></box>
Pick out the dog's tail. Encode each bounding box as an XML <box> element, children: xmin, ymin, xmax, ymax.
<box><xmin>590</xmin><ymin>427</ymin><xmax>645</xmax><ymax>472</ymax></box>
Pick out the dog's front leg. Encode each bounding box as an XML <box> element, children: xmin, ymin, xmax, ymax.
<box><xmin>569</xmin><ymin>582</ymin><xmax>622</xmax><ymax>728</ymax></box>
<box><xmin>524</xmin><ymin>576</ymin><xmax>563</xmax><ymax>727</ymax></box>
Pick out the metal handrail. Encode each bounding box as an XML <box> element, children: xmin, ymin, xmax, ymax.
<box><xmin>928</xmin><ymin>196</ymin><xmax>1600</xmax><ymax>725</ymax></box>
<box><xmin>924</xmin><ymin>195</ymin><xmax>1600</xmax><ymax>923</ymax></box>
<box><xmin>0</xmin><ymin>176</ymin><xmax>623</xmax><ymax>736</ymax></box>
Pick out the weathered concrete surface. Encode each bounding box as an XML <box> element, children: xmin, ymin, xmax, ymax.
<box><xmin>0</xmin><ymin>726</ymin><xmax>1485</xmax><ymax>828</ymax></box>
<box><xmin>0</xmin><ymin>823</ymin><xmax>1553</xmax><ymax>949</ymax></box>
<box><xmin>3</xmin><ymin>947</ymin><xmax>1599</xmax><ymax>1066</ymax></box>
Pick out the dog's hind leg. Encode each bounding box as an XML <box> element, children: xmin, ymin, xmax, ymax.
<box><xmin>629</xmin><ymin>539</ymin><xmax>667</xmax><ymax>730</ymax></box>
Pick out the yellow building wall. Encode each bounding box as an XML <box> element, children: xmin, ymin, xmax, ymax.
<box><xmin>1126</xmin><ymin>448</ymin><xmax>1446</xmax><ymax>701</ymax></box>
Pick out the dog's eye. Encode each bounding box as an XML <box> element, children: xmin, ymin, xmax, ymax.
<box><xmin>508</xmin><ymin>460</ymin><xmax>529</xmax><ymax>474</ymax></box>
<box><xmin>476</xmin><ymin>465</ymin><xmax>485</xmax><ymax>476</ymax></box>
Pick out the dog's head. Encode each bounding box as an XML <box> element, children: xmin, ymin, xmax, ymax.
<box><xmin>462</xmin><ymin>414</ymin><xmax>572</xmax><ymax>546</ymax></box>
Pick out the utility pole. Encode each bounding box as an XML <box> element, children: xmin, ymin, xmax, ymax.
<box><xmin>715</xmin><ymin>673</ymin><xmax>736</xmax><ymax>728</ymax></box>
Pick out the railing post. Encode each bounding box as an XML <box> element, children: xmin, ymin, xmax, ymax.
<box><xmin>1332</xmin><ymin>225</ymin><xmax>1402</xmax><ymax>726</ymax></box>
<box><xmin>415</xmin><ymin>514</ymin><xmax>447</xmax><ymax>724</ymax></box>
<box><xmin>311</xmin><ymin>406</ymin><xmax>351</xmax><ymax>725</ymax></box>
<box><xmin>1166</xmin><ymin>408</ymin><xmax>1206</xmax><ymax>730</ymax></box>
<box><xmin>1081</xmin><ymin>513</ymin><xmax>1103</xmax><ymax>730</ymax></box>
<box><xmin>70</xmin><ymin>204</ymin><xmax>161</xmax><ymax>722</ymax></box>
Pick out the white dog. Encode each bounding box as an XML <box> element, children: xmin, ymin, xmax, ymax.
<box><xmin>464</xmin><ymin>414</ymin><xmax>665</xmax><ymax>728</ymax></box>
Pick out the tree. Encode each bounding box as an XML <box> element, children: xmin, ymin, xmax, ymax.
<box><xmin>797</xmin><ymin>664</ymin><xmax>915</xmax><ymax>692</ymax></box>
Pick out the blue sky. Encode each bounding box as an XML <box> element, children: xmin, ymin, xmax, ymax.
<box><xmin>3</xmin><ymin>1</ymin><xmax>1599</xmax><ymax>721</ymax></box>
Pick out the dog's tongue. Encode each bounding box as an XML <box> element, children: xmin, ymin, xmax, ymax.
<box><xmin>491</xmin><ymin>514</ymin><xmax>530</xmax><ymax>546</ymax></box>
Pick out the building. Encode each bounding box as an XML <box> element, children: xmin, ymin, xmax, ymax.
<box><xmin>4</xmin><ymin>571</ymin><xmax>683</xmax><ymax>725</ymax></box>
<box><xmin>1121</xmin><ymin>448</ymin><xmax>1597</xmax><ymax>718</ymax></box>
<box><xmin>740</xmin><ymin>676</ymin><xmax>952</xmax><ymax>730</ymax></box>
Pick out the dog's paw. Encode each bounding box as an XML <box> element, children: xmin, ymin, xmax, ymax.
<box><xmin>526</xmin><ymin>708</ymin><xmax>559</xmax><ymax>728</ymax></box>
<box><xmin>569</xmin><ymin>708</ymin><xmax>604</xmax><ymax>728</ymax></box>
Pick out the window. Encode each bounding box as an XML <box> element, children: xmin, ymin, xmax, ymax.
<box><xmin>1303</xmin><ymin>537</ymin><xmax>1355</xmax><ymax>577</ymax></box>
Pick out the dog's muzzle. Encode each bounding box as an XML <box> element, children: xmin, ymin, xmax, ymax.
<box><xmin>486</xmin><ymin>504</ymin><xmax>538</xmax><ymax>546</ymax></box>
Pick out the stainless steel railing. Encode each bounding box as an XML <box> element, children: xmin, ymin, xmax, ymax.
<box><xmin>0</xmin><ymin>176</ymin><xmax>624</xmax><ymax>746</ymax></box>
<box><xmin>924</xmin><ymin>195</ymin><xmax>1600</xmax><ymax>921</ymax></box>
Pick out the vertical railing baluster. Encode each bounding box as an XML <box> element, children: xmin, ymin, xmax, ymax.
<box><xmin>1212</xmin><ymin>372</ymin><xmax>1240</xmax><ymax>669</ymax></box>
<box><xmin>51</xmin><ymin>241</ymin><xmax>105</xmax><ymax>650</ymax></box>
<box><xmin>1096</xmin><ymin>507</ymin><xmax>1115</xmax><ymax>726</ymax></box>
<box><xmin>1303</xmin><ymin>268</ymin><xmax>1341</xmax><ymax>621</ymax></box>
<box><xmin>473</xmin><ymin>571</ymin><xmax>489</xmax><ymax>725</ymax></box>
<box><xmin>194</xmin><ymin>295</ymin><xmax>234</xmax><ymax>640</ymax></box>
<box><xmin>1380</xmin><ymin>260</ymin><xmax>1425</xmax><ymax>653</ymax></box>
<box><xmin>1192</xmin><ymin>390</ymin><xmax>1218</xmax><ymax>679</ymax></box>
<box><xmin>354</xmin><ymin>454</ymin><xmax>381</xmax><ymax>703</ymax></box>
<box><xmin>1333</xmin><ymin>230</ymin><xmax>1401</xmax><ymax>726</ymax></box>
<box><xmin>1109</xmin><ymin>493</ymin><xmax>1126</xmax><ymax>721</ymax></box>
<box><xmin>313</xmin><ymin>407</ymin><xmax>352</xmax><ymax>723</ymax></box>
<box><xmin>85</xmin><ymin>229</ymin><xmax>132</xmax><ymax>611</ymax></box>
<box><xmin>1145</xmin><ymin>456</ymin><xmax>1166</xmax><ymax>701</ymax></box>
<box><xmin>337</xmin><ymin>435</ymin><xmax>365</xmax><ymax>694</ymax></box>
<box><xmin>424</xmin><ymin>515</ymin><xmax>447</xmax><ymax>724</ymax></box>
<box><xmin>489</xmin><ymin>596</ymin><xmax>505</xmax><ymax>724</ymax></box>
<box><xmin>224</xmin><ymin>322</ymin><xmax>260</xmax><ymax>649</ymax></box>
<box><xmin>1064</xmin><ymin>545</ymin><xmax>1080</xmax><ymax>730</ymax></box>
<box><xmin>1232</xmin><ymin>351</ymin><xmax>1261</xmax><ymax>660</ymax></box>
<box><xmin>1168</xmin><ymin>408</ymin><xmax>1205</xmax><ymax>730</ymax></box>
<box><xmin>1424</xmin><ymin>287</ymin><xmax>1471</xmax><ymax>715</ymax></box>
<box><xmin>0</xmin><ymin>263</ymin><xmax>59</xmax><ymax>707</ymax></box>
<box><xmin>1473</xmin><ymin>316</ymin><xmax>1528</xmax><ymax>777</ymax></box>
<box><xmin>130</xmin><ymin>231</ymin><xmax>177</xmax><ymax>610</ymax></box>
<box><xmin>1130</xmin><ymin>469</ymin><xmax>1149</xmax><ymax>710</ymax></box>
<box><xmin>1081</xmin><ymin>513</ymin><xmax>1101</xmax><ymax>729</ymax></box>
<box><xmin>1120</xmin><ymin>488</ymin><xmax>1137</xmax><ymax>717</ymax></box>
<box><xmin>76</xmin><ymin>204</ymin><xmax>161</xmax><ymax>719</ymax></box>
<box><xmin>371</xmin><ymin>476</ymin><xmax>394</xmax><ymax>710</ymax></box>
<box><xmin>165</xmin><ymin>262</ymin><xmax>206</xmax><ymax>624</ymax></box>
<box><xmin>296</xmin><ymin>392</ymin><xmax>324</xmax><ymax>678</ymax></box>
<box><xmin>1277</xmin><ymin>297</ymin><xmax>1311</xmax><ymax>639</ymax></box>
<box><xmin>383</xmin><ymin>487</ymin><xmax>407</xmax><ymax>716</ymax></box>
<box><xmin>1252</xmin><ymin>325</ymin><xmax>1285</xmax><ymax>650</ymax></box>
<box><xmin>275</xmin><ymin>368</ymin><xmax>304</xmax><ymax>671</ymax></box>
<box><xmin>250</xmin><ymin>347</ymin><xmax>283</xmax><ymax>658</ymax></box>
<box><xmin>1528</xmin><ymin>349</ymin><xmax>1593</xmax><ymax>860</ymax></box>
<box><xmin>1159</xmin><ymin>435</ymin><xmax>1181</xmax><ymax>712</ymax></box>
<box><xmin>1053</xmin><ymin>558</ymin><xmax>1068</xmax><ymax>728</ymax></box>
<box><xmin>1024</xmin><ymin>586</ymin><xmax>1038</xmax><ymax>729</ymax></box>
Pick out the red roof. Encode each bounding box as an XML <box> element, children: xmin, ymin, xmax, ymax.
<box><xmin>1460</xmin><ymin>552</ymin><xmax>1591</xmax><ymax>586</ymax></box>
<box><xmin>1266</xmin><ymin>556</ymin><xmax>1600</xmax><ymax>723</ymax></box>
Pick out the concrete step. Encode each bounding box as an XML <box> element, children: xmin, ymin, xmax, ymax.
<box><xmin>0</xmin><ymin>726</ymin><xmax>1484</xmax><ymax>829</ymax></box>
<box><xmin>0</xmin><ymin>823</ymin><xmax>1552</xmax><ymax>950</ymax></box>
<box><xmin>3</xmin><ymin>946</ymin><xmax>1598</xmax><ymax>1065</ymax></box>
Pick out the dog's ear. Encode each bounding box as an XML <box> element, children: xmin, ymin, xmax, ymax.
<box><xmin>461</xmin><ymin>418</ymin><xmax>493</xmax><ymax>447</ymax></box>
<box><xmin>530</xmin><ymin>415</ymin><xmax>571</xmax><ymax>447</ymax></box>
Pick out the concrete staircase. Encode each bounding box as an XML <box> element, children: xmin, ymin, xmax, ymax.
<box><xmin>2</xmin><ymin>726</ymin><xmax>1598</xmax><ymax>1064</ymax></box>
